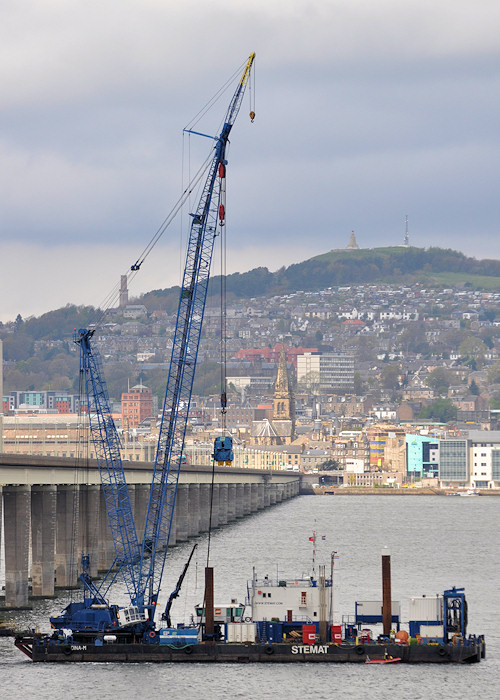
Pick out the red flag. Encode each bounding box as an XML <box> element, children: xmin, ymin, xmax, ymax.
<box><xmin>309</xmin><ymin>536</ymin><xmax>315</xmax><ymax>542</ymax></box>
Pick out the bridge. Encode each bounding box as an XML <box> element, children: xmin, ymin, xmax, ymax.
<box><xmin>0</xmin><ymin>454</ymin><xmax>301</xmax><ymax>609</ymax></box>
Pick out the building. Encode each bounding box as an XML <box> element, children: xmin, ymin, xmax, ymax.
<box><xmin>297</xmin><ymin>352</ymin><xmax>355</xmax><ymax>394</ymax></box>
<box><xmin>438</xmin><ymin>430</ymin><xmax>500</xmax><ymax>489</ymax></box>
<box><xmin>406</xmin><ymin>434</ymin><xmax>439</xmax><ymax>478</ymax></box>
<box><xmin>121</xmin><ymin>384</ymin><xmax>154</xmax><ymax>428</ymax></box>
<box><xmin>8</xmin><ymin>390</ymin><xmax>80</xmax><ymax>414</ymax></box>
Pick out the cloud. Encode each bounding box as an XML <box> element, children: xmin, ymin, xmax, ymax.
<box><xmin>1</xmin><ymin>1</ymin><xmax>499</xmax><ymax>319</ymax></box>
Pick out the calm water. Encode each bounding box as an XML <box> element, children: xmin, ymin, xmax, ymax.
<box><xmin>1</xmin><ymin>495</ymin><xmax>498</xmax><ymax>700</ymax></box>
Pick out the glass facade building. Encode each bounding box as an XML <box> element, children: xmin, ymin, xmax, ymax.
<box><xmin>438</xmin><ymin>439</ymin><xmax>468</xmax><ymax>483</ymax></box>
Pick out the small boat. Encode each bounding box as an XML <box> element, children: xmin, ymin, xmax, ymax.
<box><xmin>459</xmin><ymin>489</ymin><xmax>480</xmax><ymax>497</ymax></box>
<box><xmin>365</xmin><ymin>655</ymin><xmax>402</xmax><ymax>664</ymax></box>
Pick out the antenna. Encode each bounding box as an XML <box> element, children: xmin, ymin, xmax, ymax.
<box><xmin>404</xmin><ymin>215</ymin><xmax>409</xmax><ymax>246</ymax></box>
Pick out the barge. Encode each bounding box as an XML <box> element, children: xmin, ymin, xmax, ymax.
<box><xmin>14</xmin><ymin>561</ymin><xmax>486</xmax><ymax>664</ymax></box>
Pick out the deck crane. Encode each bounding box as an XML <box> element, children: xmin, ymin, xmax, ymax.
<box><xmin>50</xmin><ymin>53</ymin><xmax>255</xmax><ymax>636</ymax></box>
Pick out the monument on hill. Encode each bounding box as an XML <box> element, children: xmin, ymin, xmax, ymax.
<box><xmin>347</xmin><ymin>231</ymin><xmax>360</xmax><ymax>250</ymax></box>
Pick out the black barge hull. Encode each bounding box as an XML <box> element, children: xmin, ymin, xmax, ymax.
<box><xmin>16</xmin><ymin>637</ymin><xmax>485</xmax><ymax>664</ymax></box>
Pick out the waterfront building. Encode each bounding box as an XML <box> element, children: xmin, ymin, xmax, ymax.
<box><xmin>438</xmin><ymin>430</ymin><xmax>500</xmax><ymax>489</ymax></box>
<box><xmin>406</xmin><ymin>434</ymin><xmax>439</xmax><ymax>478</ymax></box>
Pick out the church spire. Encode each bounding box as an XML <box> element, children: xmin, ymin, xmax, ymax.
<box><xmin>274</xmin><ymin>346</ymin><xmax>290</xmax><ymax>396</ymax></box>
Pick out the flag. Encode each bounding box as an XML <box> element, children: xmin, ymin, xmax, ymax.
<box><xmin>309</xmin><ymin>536</ymin><xmax>315</xmax><ymax>542</ymax></box>
<box><xmin>321</xmin><ymin>535</ymin><xmax>326</xmax><ymax>541</ymax></box>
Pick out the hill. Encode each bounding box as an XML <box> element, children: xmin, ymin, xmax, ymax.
<box><xmin>140</xmin><ymin>246</ymin><xmax>500</xmax><ymax>311</ymax></box>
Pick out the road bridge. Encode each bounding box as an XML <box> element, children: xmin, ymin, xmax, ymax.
<box><xmin>0</xmin><ymin>454</ymin><xmax>300</xmax><ymax>608</ymax></box>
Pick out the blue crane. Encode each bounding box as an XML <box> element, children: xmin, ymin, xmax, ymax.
<box><xmin>137</xmin><ymin>52</ymin><xmax>255</xmax><ymax>619</ymax></box>
<box><xmin>50</xmin><ymin>53</ymin><xmax>255</xmax><ymax>635</ymax></box>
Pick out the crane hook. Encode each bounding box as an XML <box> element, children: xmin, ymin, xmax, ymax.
<box><xmin>249</xmin><ymin>111</ymin><xmax>255</xmax><ymax>123</ymax></box>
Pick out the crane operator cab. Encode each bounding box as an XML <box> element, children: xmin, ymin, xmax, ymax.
<box><xmin>213</xmin><ymin>436</ymin><xmax>234</xmax><ymax>465</ymax></box>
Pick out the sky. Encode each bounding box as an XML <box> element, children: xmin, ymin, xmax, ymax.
<box><xmin>1</xmin><ymin>0</ymin><xmax>499</xmax><ymax>321</ymax></box>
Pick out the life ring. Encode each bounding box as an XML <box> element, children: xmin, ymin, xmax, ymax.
<box><xmin>149</xmin><ymin>631</ymin><xmax>156</xmax><ymax>639</ymax></box>
<box><xmin>184</xmin><ymin>645</ymin><xmax>193</xmax><ymax>655</ymax></box>
<box><xmin>265</xmin><ymin>645</ymin><xmax>274</xmax><ymax>655</ymax></box>
<box><xmin>63</xmin><ymin>646</ymin><xmax>73</xmax><ymax>656</ymax></box>
<box><xmin>355</xmin><ymin>645</ymin><xmax>365</xmax><ymax>655</ymax></box>
<box><xmin>438</xmin><ymin>646</ymin><xmax>447</xmax><ymax>657</ymax></box>
<box><xmin>244</xmin><ymin>617</ymin><xmax>252</xmax><ymax>623</ymax></box>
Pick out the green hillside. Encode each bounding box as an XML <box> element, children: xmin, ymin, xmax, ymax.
<box><xmin>141</xmin><ymin>246</ymin><xmax>500</xmax><ymax>309</ymax></box>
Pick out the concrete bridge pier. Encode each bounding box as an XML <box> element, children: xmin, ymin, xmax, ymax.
<box><xmin>242</xmin><ymin>483</ymin><xmax>252</xmax><ymax>516</ymax></box>
<box><xmin>198</xmin><ymin>483</ymin><xmax>211</xmax><ymax>532</ymax></box>
<box><xmin>227</xmin><ymin>483</ymin><xmax>236</xmax><ymax>522</ymax></box>
<box><xmin>31</xmin><ymin>485</ymin><xmax>57</xmax><ymax>597</ymax></box>
<box><xmin>78</xmin><ymin>484</ymin><xmax>100</xmax><ymax>579</ymax></box>
<box><xmin>133</xmin><ymin>484</ymin><xmax>149</xmax><ymax>538</ymax></box>
<box><xmin>250</xmin><ymin>483</ymin><xmax>259</xmax><ymax>513</ymax></box>
<box><xmin>218</xmin><ymin>484</ymin><xmax>228</xmax><ymax>526</ymax></box>
<box><xmin>3</xmin><ymin>485</ymin><xmax>31</xmax><ymax>607</ymax></box>
<box><xmin>269</xmin><ymin>484</ymin><xmax>277</xmax><ymax>505</ymax></box>
<box><xmin>209</xmin><ymin>485</ymin><xmax>220</xmax><ymax>529</ymax></box>
<box><xmin>174</xmin><ymin>484</ymin><xmax>189</xmax><ymax>542</ymax></box>
<box><xmin>188</xmin><ymin>484</ymin><xmax>200</xmax><ymax>537</ymax></box>
<box><xmin>263</xmin><ymin>483</ymin><xmax>271</xmax><ymax>507</ymax></box>
<box><xmin>257</xmin><ymin>483</ymin><xmax>265</xmax><ymax>510</ymax></box>
<box><xmin>55</xmin><ymin>485</ymin><xmax>80</xmax><ymax>588</ymax></box>
<box><xmin>97</xmin><ymin>488</ymin><xmax>115</xmax><ymax>573</ymax></box>
<box><xmin>235</xmin><ymin>484</ymin><xmax>244</xmax><ymax>518</ymax></box>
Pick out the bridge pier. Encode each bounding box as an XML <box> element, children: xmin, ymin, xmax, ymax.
<box><xmin>55</xmin><ymin>485</ymin><xmax>80</xmax><ymax>588</ymax></box>
<box><xmin>31</xmin><ymin>485</ymin><xmax>57</xmax><ymax>597</ymax></box>
<box><xmin>3</xmin><ymin>485</ymin><xmax>30</xmax><ymax>608</ymax></box>
<box><xmin>210</xmin><ymin>484</ymin><xmax>220</xmax><ymax>529</ymax></box>
<box><xmin>235</xmin><ymin>484</ymin><xmax>244</xmax><ymax>518</ymax></box>
<box><xmin>218</xmin><ymin>484</ymin><xmax>228</xmax><ymax>526</ymax></box>
<box><xmin>198</xmin><ymin>483</ymin><xmax>211</xmax><ymax>532</ymax></box>
<box><xmin>175</xmin><ymin>484</ymin><xmax>189</xmax><ymax>542</ymax></box>
<box><xmin>227</xmin><ymin>483</ymin><xmax>236</xmax><ymax>522</ymax></box>
<box><xmin>188</xmin><ymin>484</ymin><xmax>200</xmax><ymax>537</ymax></box>
<box><xmin>98</xmin><ymin>488</ymin><xmax>115</xmax><ymax>573</ymax></box>
<box><xmin>79</xmin><ymin>485</ymin><xmax>100</xmax><ymax>579</ymax></box>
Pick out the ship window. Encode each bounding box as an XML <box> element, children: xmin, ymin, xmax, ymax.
<box><xmin>300</xmin><ymin>592</ymin><xmax>307</xmax><ymax>605</ymax></box>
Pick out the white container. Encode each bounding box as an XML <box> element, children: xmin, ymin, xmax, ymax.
<box><xmin>409</xmin><ymin>596</ymin><xmax>442</xmax><ymax>622</ymax></box>
<box><xmin>226</xmin><ymin>623</ymin><xmax>256</xmax><ymax>643</ymax></box>
<box><xmin>420</xmin><ymin>624</ymin><xmax>444</xmax><ymax>638</ymax></box>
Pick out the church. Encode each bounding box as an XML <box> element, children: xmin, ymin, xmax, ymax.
<box><xmin>250</xmin><ymin>347</ymin><xmax>295</xmax><ymax>445</ymax></box>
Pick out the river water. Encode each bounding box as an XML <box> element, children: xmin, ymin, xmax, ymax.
<box><xmin>1</xmin><ymin>495</ymin><xmax>498</xmax><ymax>699</ymax></box>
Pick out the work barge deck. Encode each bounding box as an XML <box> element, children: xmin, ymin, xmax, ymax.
<box><xmin>15</xmin><ymin>635</ymin><xmax>485</xmax><ymax>664</ymax></box>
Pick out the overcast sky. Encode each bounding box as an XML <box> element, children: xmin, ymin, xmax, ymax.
<box><xmin>1</xmin><ymin>0</ymin><xmax>499</xmax><ymax>321</ymax></box>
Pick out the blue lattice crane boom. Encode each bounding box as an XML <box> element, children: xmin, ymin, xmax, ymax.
<box><xmin>137</xmin><ymin>53</ymin><xmax>255</xmax><ymax>617</ymax></box>
<box><xmin>76</xmin><ymin>328</ymin><xmax>141</xmax><ymax>603</ymax></box>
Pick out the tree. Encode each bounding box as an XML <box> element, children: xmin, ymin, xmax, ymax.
<box><xmin>469</xmin><ymin>379</ymin><xmax>480</xmax><ymax>395</ymax></box>
<box><xmin>380</xmin><ymin>364</ymin><xmax>401</xmax><ymax>392</ymax></box>
<box><xmin>319</xmin><ymin>459</ymin><xmax>340</xmax><ymax>471</ymax></box>
<box><xmin>419</xmin><ymin>398</ymin><xmax>457</xmax><ymax>423</ymax></box>
<box><xmin>458</xmin><ymin>337</ymin><xmax>487</xmax><ymax>369</ymax></box>
<box><xmin>426</xmin><ymin>367</ymin><xmax>451</xmax><ymax>395</ymax></box>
